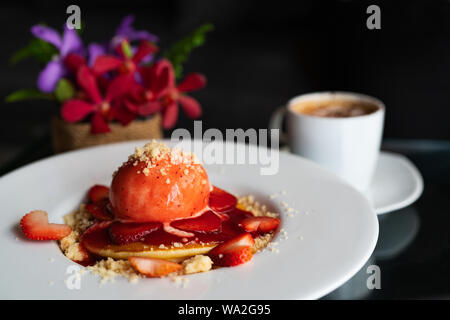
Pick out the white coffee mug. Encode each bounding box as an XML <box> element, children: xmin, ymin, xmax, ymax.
<box><xmin>270</xmin><ymin>91</ymin><xmax>385</xmax><ymax>192</ymax></box>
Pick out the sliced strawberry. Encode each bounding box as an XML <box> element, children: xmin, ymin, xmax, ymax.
<box><xmin>216</xmin><ymin>213</ymin><xmax>230</xmax><ymax>221</ymax></box>
<box><xmin>163</xmin><ymin>223</ymin><xmax>194</xmax><ymax>238</ymax></box>
<box><xmin>74</xmin><ymin>243</ymin><xmax>95</xmax><ymax>266</ymax></box>
<box><xmin>128</xmin><ymin>257</ymin><xmax>182</xmax><ymax>277</ymax></box>
<box><xmin>109</xmin><ymin>221</ymin><xmax>161</xmax><ymax>245</ymax></box>
<box><xmin>87</xmin><ymin>185</ymin><xmax>110</xmax><ymax>203</ymax></box>
<box><xmin>227</xmin><ymin>208</ymin><xmax>254</xmax><ymax>224</ymax></box>
<box><xmin>208</xmin><ymin>186</ymin><xmax>237</xmax><ymax>213</ymax></box>
<box><xmin>85</xmin><ymin>200</ymin><xmax>113</xmax><ymax>221</ymax></box>
<box><xmin>239</xmin><ymin>217</ymin><xmax>280</xmax><ymax>233</ymax></box>
<box><xmin>209</xmin><ymin>233</ymin><xmax>255</xmax><ymax>253</ymax></box>
<box><xmin>208</xmin><ymin>233</ymin><xmax>255</xmax><ymax>267</ymax></box>
<box><xmin>211</xmin><ymin>246</ymin><xmax>253</xmax><ymax>267</ymax></box>
<box><xmin>171</xmin><ymin>210</ymin><xmax>222</xmax><ymax>233</ymax></box>
<box><xmin>80</xmin><ymin>220</ymin><xmax>113</xmax><ymax>243</ymax></box>
<box><xmin>20</xmin><ymin>210</ymin><xmax>72</xmax><ymax>241</ymax></box>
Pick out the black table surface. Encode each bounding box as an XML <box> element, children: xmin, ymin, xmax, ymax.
<box><xmin>1</xmin><ymin>138</ymin><xmax>449</xmax><ymax>300</ymax></box>
<box><xmin>325</xmin><ymin>139</ymin><xmax>450</xmax><ymax>299</ymax></box>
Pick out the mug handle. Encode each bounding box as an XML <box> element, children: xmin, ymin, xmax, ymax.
<box><xmin>269</xmin><ymin>106</ymin><xmax>288</xmax><ymax>145</ymax></box>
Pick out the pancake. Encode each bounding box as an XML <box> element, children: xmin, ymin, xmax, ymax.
<box><xmin>84</xmin><ymin>240</ymin><xmax>216</xmax><ymax>261</ymax></box>
<box><xmin>80</xmin><ymin>221</ymin><xmax>217</xmax><ymax>261</ymax></box>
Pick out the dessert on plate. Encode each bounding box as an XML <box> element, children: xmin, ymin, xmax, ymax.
<box><xmin>20</xmin><ymin>141</ymin><xmax>280</xmax><ymax>281</ymax></box>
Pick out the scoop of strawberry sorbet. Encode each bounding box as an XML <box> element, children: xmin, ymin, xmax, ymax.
<box><xmin>110</xmin><ymin>141</ymin><xmax>210</xmax><ymax>223</ymax></box>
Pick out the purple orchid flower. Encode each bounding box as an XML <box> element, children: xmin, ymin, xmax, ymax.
<box><xmin>31</xmin><ymin>25</ymin><xmax>83</xmax><ymax>93</ymax></box>
<box><xmin>87</xmin><ymin>43</ymin><xmax>107</xmax><ymax>67</ymax></box>
<box><xmin>87</xmin><ymin>15</ymin><xmax>158</xmax><ymax>67</ymax></box>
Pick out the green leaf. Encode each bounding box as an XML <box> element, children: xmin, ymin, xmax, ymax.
<box><xmin>5</xmin><ymin>89</ymin><xmax>53</xmax><ymax>102</ymax></box>
<box><xmin>122</xmin><ymin>41</ymin><xmax>133</xmax><ymax>58</ymax></box>
<box><xmin>163</xmin><ymin>23</ymin><xmax>214</xmax><ymax>78</ymax></box>
<box><xmin>54</xmin><ymin>79</ymin><xmax>75</xmax><ymax>102</ymax></box>
<box><xmin>9</xmin><ymin>38</ymin><xmax>59</xmax><ymax>65</ymax></box>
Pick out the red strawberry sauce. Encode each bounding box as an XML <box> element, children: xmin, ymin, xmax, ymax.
<box><xmin>81</xmin><ymin>208</ymin><xmax>258</xmax><ymax>253</ymax></box>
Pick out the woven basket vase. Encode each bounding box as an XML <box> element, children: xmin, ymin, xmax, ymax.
<box><xmin>51</xmin><ymin>115</ymin><xmax>163</xmax><ymax>153</ymax></box>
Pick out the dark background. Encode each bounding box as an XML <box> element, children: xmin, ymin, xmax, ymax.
<box><xmin>1</xmin><ymin>0</ymin><xmax>450</xmax><ymax>166</ymax></box>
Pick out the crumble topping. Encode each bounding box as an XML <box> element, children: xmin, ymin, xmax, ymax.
<box><xmin>59</xmin><ymin>232</ymin><xmax>86</xmax><ymax>261</ymax></box>
<box><xmin>87</xmin><ymin>258</ymin><xmax>140</xmax><ymax>283</ymax></box>
<box><xmin>63</xmin><ymin>204</ymin><xmax>94</xmax><ymax>232</ymax></box>
<box><xmin>253</xmin><ymin>233</ymin><xmax>274</xmax><ymax>253</ymax></box>
<box><xmin>182</xmin><ymin>255</ymin><xmax>213</xmax><ymax>274</ymax></box>
<box><xmin>237</xmin><ymin>195</ymin><xmax>279</xmax><ymax>218</ymax></box>
<box><xmin>112</xmin><ymin>140</ymin><xmax>204</xmax><ymax>181</ymax></box>
<box><xmin>172</xmin><ymin>242</ymin><xmax>183</xmax><ymax>248</ymax></box>
<box><xmin>171</xmin><ymin>275</ymin><xmax>190</xmax><ymax>288</ymax></box>
<box><xmin>59</xmin><ymin>205</ymin><xmax>95</xmax><ymax>262</ymax></box>
<box><xmin>128</xmin><ymin>140</ymin><xmax>200</xmax><ymax>176</ymax></box>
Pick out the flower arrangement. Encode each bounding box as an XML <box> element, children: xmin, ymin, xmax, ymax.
<box><xmin>7</xmin><ymin>15</ymin><xmax>213</xmax><ymax>134</ymax></box>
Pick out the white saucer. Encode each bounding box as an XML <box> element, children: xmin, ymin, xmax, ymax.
<box><xmin>280</xmin><ymin>147</ymin><xmax>424</xmax><ymax>215</ymax></box>
<box><xmin>368</xmin><ymin>151</ymin><xmax>423</xmax><ymax>215</ymax></box>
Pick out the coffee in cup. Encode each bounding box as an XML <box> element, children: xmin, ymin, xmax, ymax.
<box><xmin>290</xmin><ymin>97</ymin><xmax>380</xmax><ymax>118</ymax></box>
<box><xmin>269</xmin><ymin>92</ymin><xmax>385</xmax><ymax>192</ymax></box>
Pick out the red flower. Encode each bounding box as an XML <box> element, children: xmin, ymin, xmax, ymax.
<box><xmin>126</xmin><ymin>59</ymin><xmax>206</xmax><ymax>129</ymax></box>
<box><xmin>64</xmin><ymin>53</ymin><xmax>86</xmax><ymax>73</ymax></box>
<box><xmin>160</xmin><ymin>60</ymin><xmax>206</xmax><ymax>128</ymax></box>
<box><xmin>61</xmin><ymin>66</ymin><xmax>135</xmax><ymax>133</ymax></box>
<box><xmin>123</xmin><ymin>59</ymin><xmax>171</xmax><ymax>117</ymax></box>
<box><xmin>93</xmin><ymin>40</ymin><xmax>158</xmax><ymax>75</ymax></box>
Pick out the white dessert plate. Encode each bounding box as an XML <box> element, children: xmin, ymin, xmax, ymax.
<box><xmin>368</xmin><ymin>151</ymin><xmax>423</xmax><ymax>215</ymax></box>
<box><xmin>0</xmin><ymin>140</ymin><xmax>378</xmax><ymax>299</ymax></box>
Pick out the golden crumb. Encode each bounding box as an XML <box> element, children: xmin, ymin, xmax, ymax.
<box><xmin>253</xmin><ymin>233</ymin><xmax>274</xmax><ymax>253</ymax></box>
<box><xmin>128</xmin><ymin>140</ymin><xmax>200</xmax><ymax>168</ymax></box>
<box><xmin>171</xmin><ymin>275</ymin><xmax>182</xmax><ymax>284</ymax></box>
<box><xmin>237</xmin><ymin>195</ymin><xmax>278</xmax><ymax>218</ymax></box>
<box><xmin>63</xmin><ymin>204</ymin><xmax>95</xmax><ymax>233</ymax></box>
<box><xmin>59</xmin><ymin>205</ymin><xmax>95</xmax><ymax>261</ymax></box>
<box><xmin>59</xmin><ymin>231</ymin><xmax>86</xmax><ymax>261</ymax></box>
<box><xmin>87</xmin><ymin>258</ymin><xmax>140</xmax><ymax>283</ymax></box>
<box><xmin>182</xmin><ymin>255</ymin><xmax>213</xmax><ymax>274</ymax></box>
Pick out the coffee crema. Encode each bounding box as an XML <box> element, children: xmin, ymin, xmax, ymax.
<box><xmin>291</xmin><ymin>98</ymin><xmax>379</xmax><ymax>118</ymax></box>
